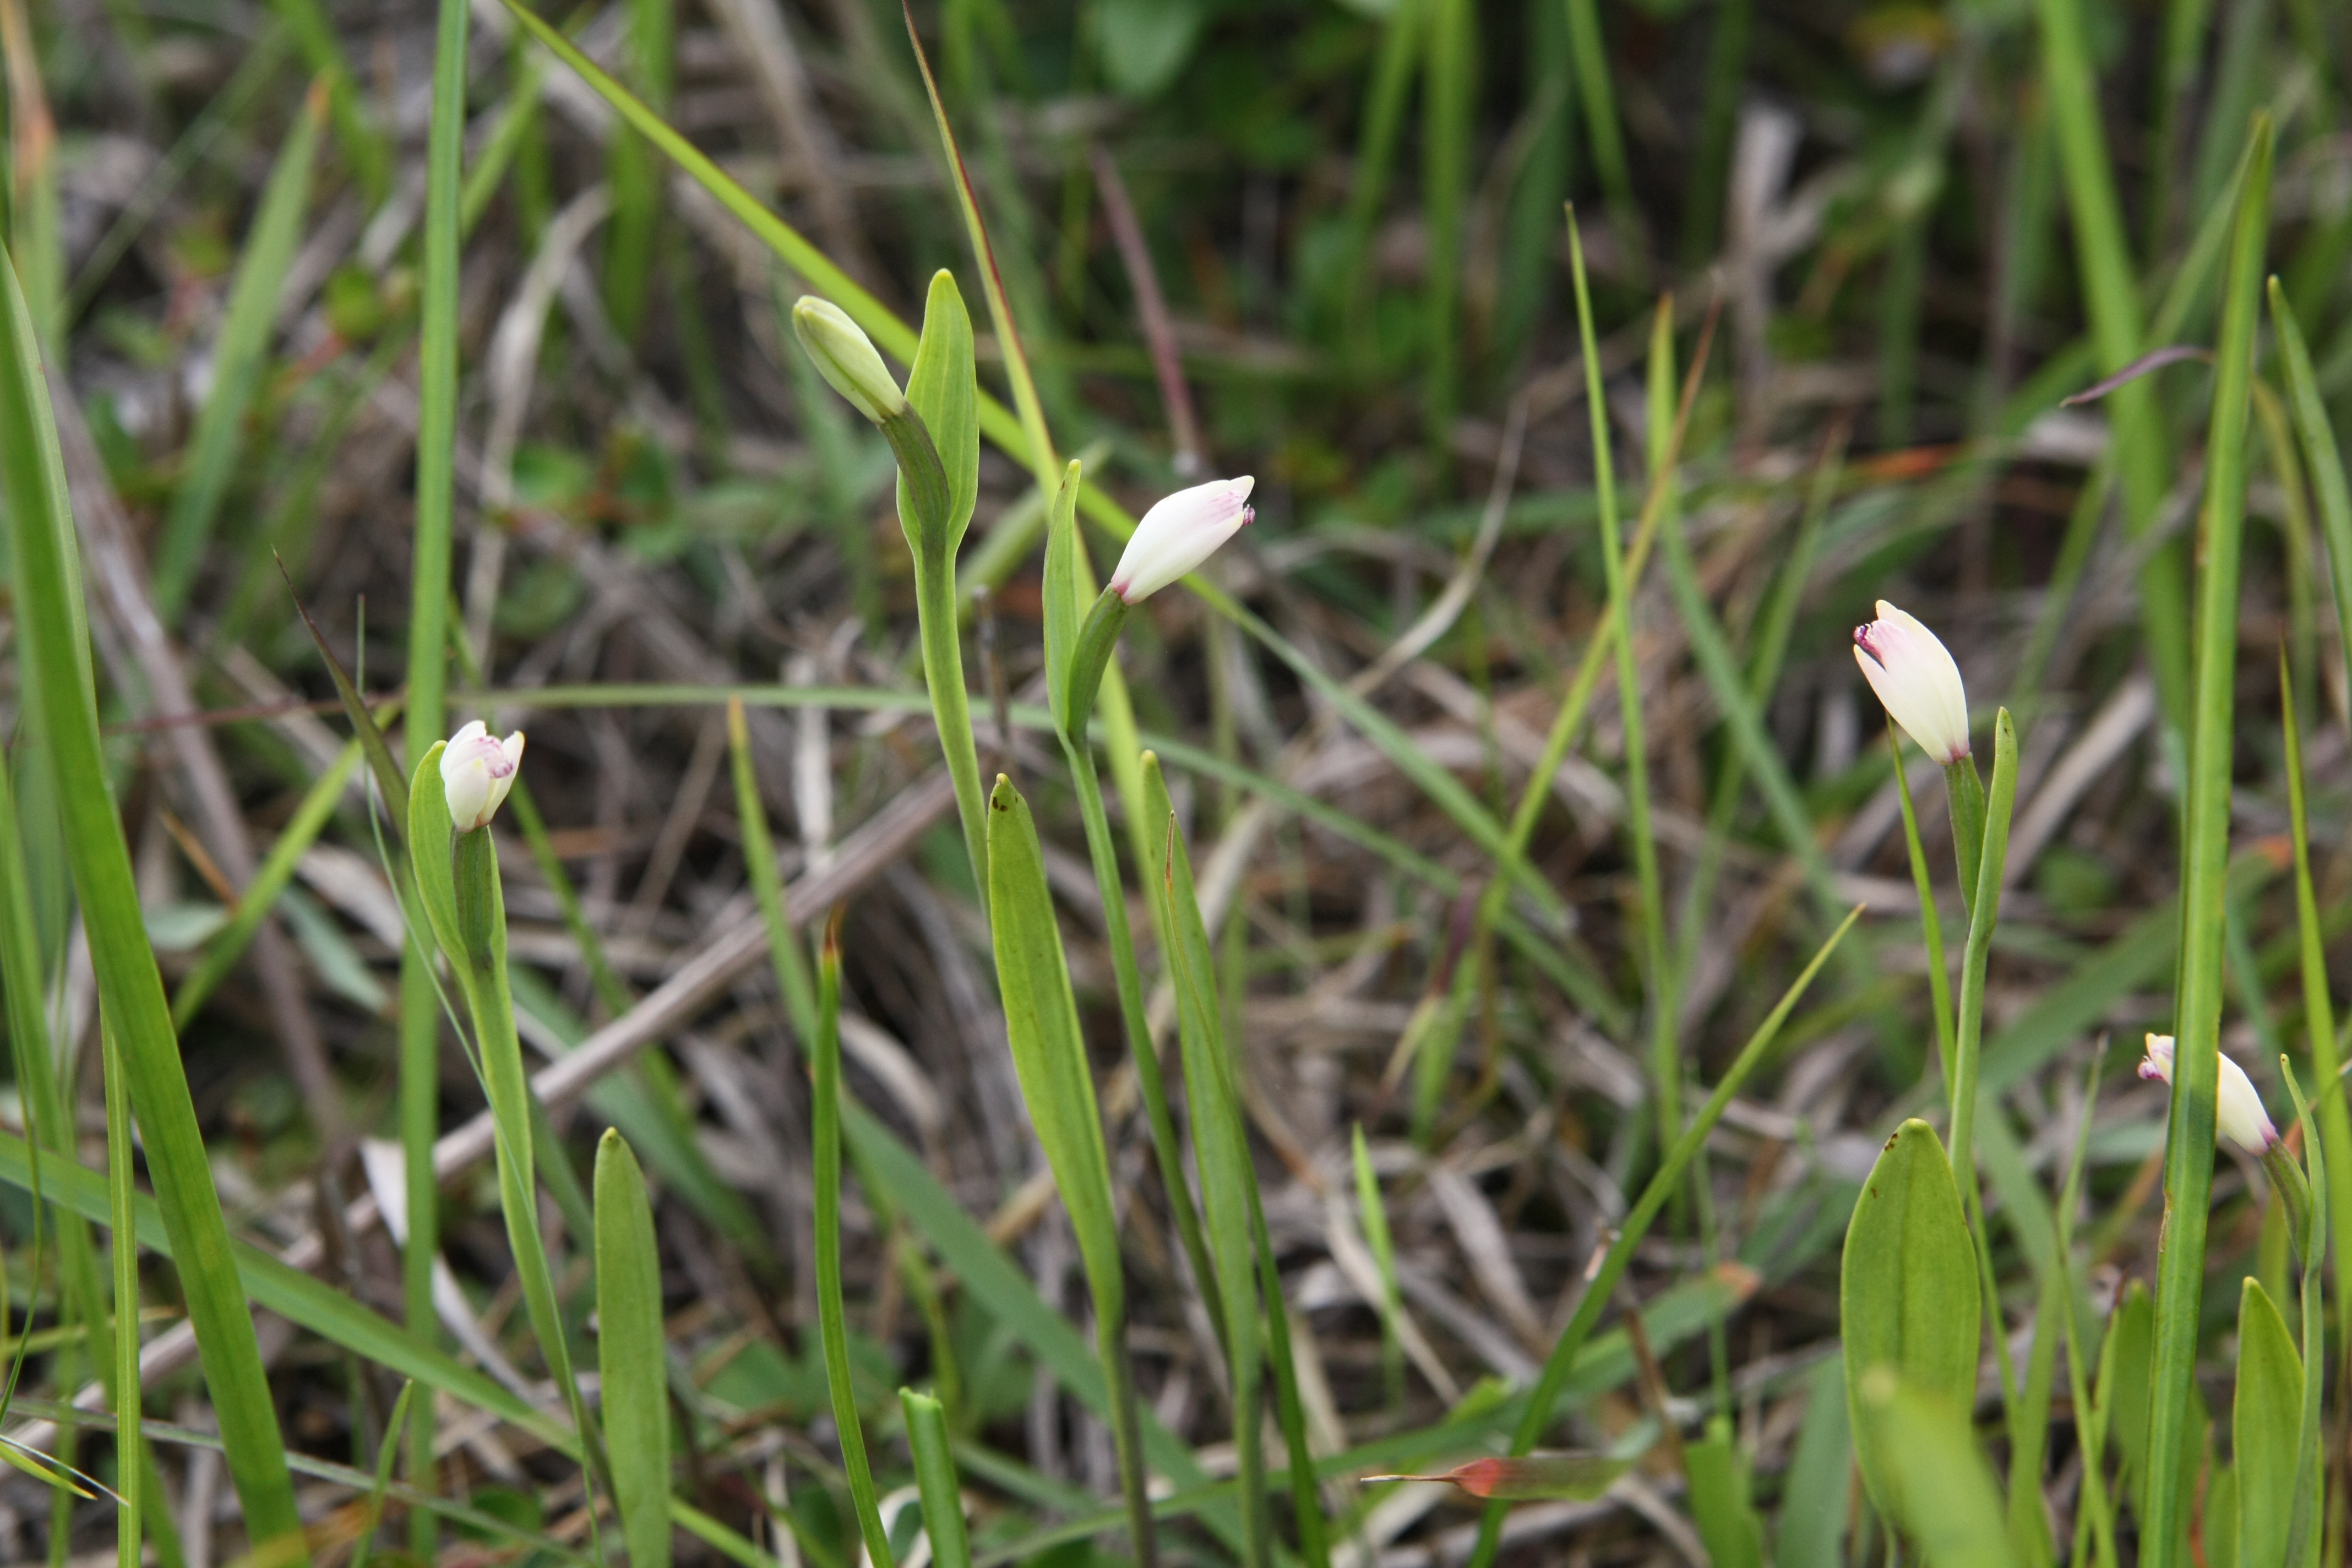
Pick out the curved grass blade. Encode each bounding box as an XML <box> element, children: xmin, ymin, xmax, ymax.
<box><xmin>151</xmin><ymin>83</ymin><xmax>323</xmax><ymax>623</ymax></box>
<box><xmin>172</xmin><ymin>739</ymin><xmax>363</xmax><ymax>1028</ymax></box>
<box><xmin>0</xmin><ymin>238</ymin><xmax>309</xmax><ymax>1564</ymax></box>
<box><xmin>1463</xmin><ymin>907</ymin><xmax>1862</xmax><ymax>1568</ymax></box>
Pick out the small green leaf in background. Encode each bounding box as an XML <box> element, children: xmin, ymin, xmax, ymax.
<box><xmin>2103</xmin><ymin>1280</ymin><xmax>2154</xmax><ymax>1510</ymax></box>
<box><xmin>2207</xmin><ymin>1468</ymin><xmax>2238</xmax><ymax>1568</ymax></box>
<box><xmin>1855</xmin><ymin>1370</ymin><xmax>2016</xmax><ymax>1568</ymax></box>
<box><xmin>1776</xmin><ymin>1355</ymin><xmax>1852</xmax><ymax>1568</ymax></box>
<box><xmin>151</xmin><ymin>80</ymin><xmax>323</xmax><ymax>623</ymax></box>
<box><xmin>2231</xmin><ymin>1278</ymin><xmax>2298</xmax><ymax>1568</ymax></box>
<box><xmin>1841</xmin><ymin>1118</ymin><xmax>1980</xmax><ymax>1524</ymax></box>
<box><xmin>596</xmin><ymin>1131</ymin><xmax>672</xmax><ymax>1568</ymax></box>
<box><xmin>1686</xmin><ymin>1415</ymin><xmax>1765</xmax><ymax>1568</ymax></box>
<box><xmin>1096</xmin><ymin>0</ymin><xmax>1205</xmax><ymax>97</ymax></box>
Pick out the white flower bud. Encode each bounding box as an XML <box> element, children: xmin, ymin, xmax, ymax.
<box><xmin>1108</xmin><ymin>475</ymin><xmax>1255</xmax><ymax>604</ymax></box>
<box><xmin>1853</xmin><ymin>600</ymin><xmax>1970</xmax><ymax>764</ymax></box>
<box><xmin>791</xmin><ymin>297</ymin><xmax>906</xmax><ymax>424</ymax></box>
<box><xmin>2138</xmin><ymin>1033</ymin><xmax>2279</xmax><ymax>1156</ymax></box>
<box><xmin>441</xmin><ymin>720</ymin><xmax>525</xmax><ymax>833</ymax></box>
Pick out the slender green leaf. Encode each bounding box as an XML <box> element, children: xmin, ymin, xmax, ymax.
<box><xmin>2232</xmin><ymin>1278</ymin><xmax>2299</xmax><ymax>1568</ymax></box>
<box><xmin>347</xmin><ymin>1381</ymin><xmax>412</xmax><ymax>1568</ymax></box>
<box><xmin>1776</xmin><ymin>1357</ymin><xmax>1851</xmax><ymax>1568</ymax></box>
<box><xmin>1465</xmin><ymin>907</ymin><xmax>1860</xmax><ymax>1568</ymax></box>
<box><xmin>1685</xmin><ymin>1417</ymin><xmax>1765</xmax><ymax>1568</ymax></box>
<box><xmin>104</xmin><ymin>1017</ymin><xmax>139</xmax><ymax>1568</ymax></box>
<box><xmin>595</xmin><ymin>1132</ymin><xmax>672</xmax><ymax>1568</ymax></box>
<box><xmin>2145</xmin><ymin>114</ymin><xmax>2272</xmax><ymax>1568</ymax></box>
<box><xmin>900</xmin><ymin>1391</ymin><xmax>973</xmax><ymax>1568</ymax></box>
<box><xmin>1144</xmin><ymin>758</ymin><xmax>1266</xmax><ymax>1567</ymax></box>
<box><xmin>813</xmin><ymin>919</ymin><xmax>895</xmax><ymax>1568</ymax></box>
<box><xmin>172</xmin><ymin>739</ymin><xmax>361</xmax><ymax>1028</ymax></box>
<box><xmin>2269</xmin><ymin>284</ymin><xmax>2352</xmax><ymax>1305</ymax></box>
<box><xmin>0</xmin><ymin>236</ymin><xmax>309</xmax><ymax>1565</ymax></box>
<box><xmin>983</xmin><ymin>775</ymin><xmax>1156</xmax><ymax>1565</ymax></box>
<box><xmin>152</xmin><ymin>84</ymin><xmax>322</xmax><ymax>622</ymax></box>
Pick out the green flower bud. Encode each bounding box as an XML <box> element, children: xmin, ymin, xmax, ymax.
<box><xmin>792</xmin><ymin>297</ymin><xmax>906</xmax><ymax>424</ymax></box>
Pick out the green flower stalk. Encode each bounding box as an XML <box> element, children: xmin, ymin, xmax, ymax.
<box><xmin>408</xmin><ymin>729</ymin><xmax>608</xmax><ymax>1500</ymax></box>
<box><xmin>1028</xmin><ymin>463</ymin><xmax>1256</xmax><ymax>1567</ymax></box>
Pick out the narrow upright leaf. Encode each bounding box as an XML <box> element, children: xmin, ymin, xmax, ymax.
<box><xmin>0</xmin><ymin>239</ymin><xmax>310</xmax><ymax>1564</ymax></box>
<box><xmin>2232</xmin><ymin>1278</ymin><xmax>2298</xmax><ymax>1568</ymax></box>
<box><xmin>595</xmin><ymin>1132</ymin><xmax>672</xmax><ymax>1568</ymax></box>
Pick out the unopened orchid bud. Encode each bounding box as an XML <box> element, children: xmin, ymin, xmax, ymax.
<box><xmin>1108</xmin><ymin>475</ymin><xmax>1255</xmax><ymax>604</ymax></box>
<box><xmin>1853</xmin><ymin>600</ymin><xmax>1970</xmax><ymax>764</ymax></box>
<box><xmin>2139</xmin><ymin>1033</ymin><xmax>2279</xmax><ymax>1156</ymax></box>
<box><xmin>442</xmin><ymin>720</ymin><xmax>525</xmax><ymax>832</ymax></box>
<box><xmin>791</xmin><ymin>297</ymin><xmax>905</xmax><ymax>424</ymax></box>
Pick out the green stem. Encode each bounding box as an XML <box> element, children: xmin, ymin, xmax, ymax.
<box><xmin>1097</xmin><ymin>1306</ymin><xmax>1158</xmax><ymax>1568</ymax></box>
<box><xmin>1948</xmin><ymin>710</ymin><xmax>2018</xmax><ymax>1194</ymax></box>
<box><xmin>1945</xmin><ymin>755</ymin><xmax>1986</xmax><ymax>923</ymax></box>
<box><xmin>2279</xmin><ymin>647</ymin><xmax>2352</xmax><ymax>1347</ymax></box>
<box><xmin>2142</xmin><ymin>114</ymin><xmax>2271</xmax><ymax>1568</ymax></box>
<box><xmin>1893</xmin><ymin>732</ymin><xmax>1958</xmax><ymax>1088</ymax></box>
<box><xmin>913</xmin><ymin>545</ymin><xmax>990</xmax><ymax>895</ymax></box>
<box><xmin>104</xmin><ymin>1022</ymin><xmax>139</xmax><ymax>1568</ymax></box>
<box><xmin>1060</xmin><ymin>743</ymin><xmax>1227</xmax><ymax>1358</ymax></box>
<box><xmin>814</xmin><ymin>928</ymin><xmax>895</xmax><ymax>1568</ymax></box>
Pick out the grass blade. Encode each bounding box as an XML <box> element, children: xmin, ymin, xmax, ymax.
<box><xmin>602</xmin><ymin>0</ymin><xmax>671</xmax><ymax>339</ymax></box>
<box><xmin>269</xmin><ymin>0</ymin><xmax>385</xmax><ymax>198</ymax></box>
<box><xmin>347</xmin><ymin>1382</ymin><xmax>414</xmax><ymax>1568</ymax></box>
<box><xmin>813</xmin><ymin>916</ymin><xmax>895</xmax><ymax>1568</ymax></box>
<box><xmin>2031</xmin><ymin>0</ymin><xmax>2192</xmax><ymax>721</ymax></box>
<box><xmin>2142</xmin><ymin>112</ymin><xmax>2271</xmax><ymax>1568</ymax></box>
<box><xmin>171</xmin><ymin>739</ymin><xmax>363</xmax><ymax>1028</ymax></box>
<box><xmin>2276</xmin><ymin>649</ymin><xmax>2352</xmax><ymax>1338</ymax></box>
<box><xmin>595</xmin><ymin>1131</ymin><xmax>672</xmax><ymax>1568</ymax></box>
<box><xmin>151</xmin><ymin>82</ymin><xmax>322</xmax><ymax>623</ymax></box>
<box><xmin>402</xmin><ymin>0</ymin><xmax>473</xmax><ymax>1539</ymax></box>
<box><xmin>1566</xmin><ymin>215</ymin><xmax>1672</xmax><ymax>1150</ymax></box>
<box><xmin>1464</xmin><ymin>906</ymin><xmax>1862</xmax><ymax>1568</ymax></box>
<box><xmin>0</xmin><ymin>238</ymin><xmax>310</xmax><ymax>1562</ymax></box>
<box><xmin>1143</xmin><ymin>758</ymin><xmax>1267</xmax><ymax>1567</ymax></box>
<box><xmin>103</xmin><ymin>1018</ymin><xmax>139</xmax><ymax>1568</ymax></box>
